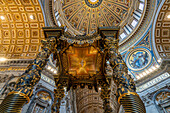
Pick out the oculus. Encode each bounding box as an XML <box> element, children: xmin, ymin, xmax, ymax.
<box><xmin>85</xmin><ymin>0</ymin><xmax>102</xmax><ymax>8</ymax></box>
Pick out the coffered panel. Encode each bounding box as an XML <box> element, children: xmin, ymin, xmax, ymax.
<box><xmin>0</xmin><ymin>0</ymin><xmax>45</xmax><ymax>59</ymax></box>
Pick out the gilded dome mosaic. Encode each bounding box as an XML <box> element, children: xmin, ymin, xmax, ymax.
<box><xmin>54</xmin><ymin>0</ymin><xmax>131</xmax><ymax>35</ymax></box>
<box><xmin>53</xmin><ymin>0</ymin><xmax>146</xmax><ymax>41</ymax></box>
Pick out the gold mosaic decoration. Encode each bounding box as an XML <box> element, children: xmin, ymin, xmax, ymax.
<box><xmin>155</xmin><ymin>0</ymin><xmax>170</xmax><ymax>58</ymax></box>
<box><xmin>54</xmin><ymin>0</ymin><xmax>131</xmax><ymax>35</ymax></box>
<box><xmin>67</xmin><ymin>46</ymin><xmax>98</xmax><ymax>78</ymax></box>
<box><xmin>0</xmin><ymin>0</ymin><xmax>45</xmax><ymax>59</ymax></box>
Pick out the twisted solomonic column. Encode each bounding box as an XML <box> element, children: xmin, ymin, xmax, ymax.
<box><xmin>100</xmin><ymin>83</ymin><xmax>113</xmax><ymax>113</ymax></box>
<box><xmin>104</xmin><ymin>36</ymin><xmax>146</xmax><ymax>113</ymax></box>
<box><xmin>0</xmin><ymin>37</ymin><xmax>57</xmax><ymax>113</ymax></box>
<box><xmin>51</xmin><ymin>85</ymin><xmax>65</xmax><ymax>113</ymax></box>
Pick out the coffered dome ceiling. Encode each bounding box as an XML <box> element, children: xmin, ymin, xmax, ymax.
<box><xmin>53</xmin><ymin>0</ymin><xmax>146</xmax><ymax>42</ymax></box>
<box><xmin>0</xmin><ymin>0</ymin><xmax>45</xmax><ymax>59</ymax></box>
<box><xmin>154</xmin><ymin>0</ymin><xmax>170</xmax><ymax>59</ymax></box>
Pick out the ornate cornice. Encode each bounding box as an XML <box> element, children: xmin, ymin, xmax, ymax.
<box><xmin>136</xmin><ymin>59</ymin><xmax>170</xmax><ymax>87</ymax></box>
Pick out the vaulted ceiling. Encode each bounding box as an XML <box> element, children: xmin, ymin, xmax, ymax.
<box><xmin>155</xmin><ymin>0</ymin><xmax>170</xmax><ymax>59</ymax></box>
<box><xmin>53</xmin><ymin>0</ymin><xmax>146</xmax><ymax>43</ymax></box>
<box><xmin>0</xmin><ymin>0</ymin><xmax>45</xmax><ymax>59</ymax></box>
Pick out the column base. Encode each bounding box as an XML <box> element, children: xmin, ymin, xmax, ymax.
<box><xmin>119</xmin><ymin>94</ymin><xmax>146</xmax><ymax>113</ymax></box>
<box><xmin>0</xmin><ymin>93</ymin><xmax>27</xmax><ymax>113</ymax></box>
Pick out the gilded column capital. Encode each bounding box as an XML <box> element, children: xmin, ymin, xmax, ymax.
<box><xmin>41</xmin><ymin>37</ymin><xmax>57</xmax><ymax>53</ymax></box>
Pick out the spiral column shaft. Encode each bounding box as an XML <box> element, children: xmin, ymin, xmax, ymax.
<box><xmin>99</xmin><ymin>27</ymin><xmax>146</xmax><ymax>113</ymax></box>
<box><xmin>0</xmin><ymin>94</ymin><xmax>27</xmax><ymax>113</ymax></box>
<box><xmin>119</xmin><ymin>94</ymin><xmax>146</xmax><ymax>113</ymax></box>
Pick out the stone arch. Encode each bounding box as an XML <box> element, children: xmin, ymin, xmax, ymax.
<box><xmin>153</xmin><ymin>89</ymin><xmax>170</xmax><ymax>113</ymax></box>
<box><xmin>152</xmin><ymin>0</ymin><xmax>170</xmax><ymax>60</ymax></box>
<box><xmin>26</xmin><ymin>88</ymin><xmax>54</xmax><ymax>113</ymax></box>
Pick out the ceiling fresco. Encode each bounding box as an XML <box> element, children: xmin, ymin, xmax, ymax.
<box><xmin>53</xmin><ymin>0</ymin><xmax>146</xmax><ymax>42</ymax></box>
<box><xmin>127</xmin><ymin>49</ymin><xmax>151</xmax><ymax>71</ymax></box>
<box><xmin>124</xmin><ymin>30</ymin><xmax>161</xmax><ymax>81</ymax></box>
<box><xmin>155</xmin><ymin>0</ymin><xmax>170</xmax><ymax>59</ymax></box>
<box><xmin>0</xmin><ymin>0</ymin><xmax>45</xmax><ymax>59</ymax></box>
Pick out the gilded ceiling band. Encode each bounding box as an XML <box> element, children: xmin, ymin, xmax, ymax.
<box><xmin>63</xmin><ymin>33</ymin><xmax>100</xmax><ymax>40</ymax></box>
<box><xmin>105</xmin><ymin>39</ymin><xmax>119</xmax><ymax>42</ymax></box>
